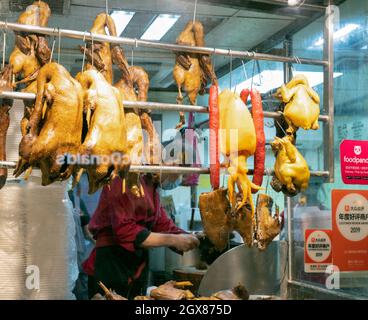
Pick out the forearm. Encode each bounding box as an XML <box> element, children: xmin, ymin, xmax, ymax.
<box><xmin>139</xmin><ymin>232</ymin><xmax>177</xmax><ymax>249</ymax></box>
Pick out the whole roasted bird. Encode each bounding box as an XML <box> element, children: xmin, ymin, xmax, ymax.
<box><xmin>0</xmin><ymin>65</ymin><xmax>14</xmax><ymax>189</ymax></box>
<box><xmin>219</xmin><ymin>89</ymin><xmax>262</xmax><ymax>216</ymax></box>
<box><xmin>81</xmin><ymin>13</ymin><xmax>117</xmax><ymax>84</ymax></box>
<box><xmin>199</xmin><ymin>188</ymin><xmax>253</xmax><ymax>251</ymax></box>
<box><xmin>112</xmin><ymin>45</ymin><xmax>161</xmax><ymax>165</ymax></box>
<box><xmin>255</xmin><ymin>194</ymin><xmax>281</xmax><ymax>251</ymax></box>
<box><xmin>173</xmin><ymin>21</ymin><xmax>217</xmax><ymax>128</ymax></box>
<box><xmin>276</xmin><ymin>75</ymin><xmax>320</xmax><ymax>135</ymax></box>
<box><xmin>271</xmin><ymin>135</ymin><xmax>310</xmax><ymax>197</ymax></box>
<box><xmin>10</xmin><ymin>1</ymin><xmax>51</xmax><ymax>149</ymax></box>
<box><xmin>76</xmin><ymin>69</ymin><xmax>128</xmax><ymax>194</ymax></box>
<box><xmin>15</xmin><ymin>63</ymin><xmax>84</xmax><ymax>186</ymax></box>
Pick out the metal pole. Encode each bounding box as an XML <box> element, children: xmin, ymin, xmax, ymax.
<box><xmin>0</xmin><ymin>91</ymin><xmax>330</xmax><ymax>122</ymax></box>
<box><xmin>284</xmin><ymin>36</ymin><xmax>294</xmax><ymax>284</ymax></box>
<box><xmin>0</xmin><ymin>21</ymin><xmax>328</xmax><ymax>66</ymax></box>
<box><xmin>323</xmin><ymin>3</ymin><xmax>335</xmax><ymax>183</ymax></box>
<box><xmin>0</xmin><ymin>160</ymin><xmax>330</xmax><ymax>177</ymax></box>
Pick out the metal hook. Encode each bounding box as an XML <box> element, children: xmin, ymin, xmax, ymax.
<box><xmin>241</xmin><ymin>60</ymin><xmax>248</xmax><ymax>82</ymax></box>
<box><xmin>193</xmin><ymin>0</ymin><xmax>198</xmax><ymax>24</ymax></box>
<box><xmin>49</xmin><ymin>28</ymin><xmax>57</xmax><ymax>63</ymax></box>
<box><xmin>57</xmin><ymin>28</ymin><xmax>61</xmax><ymax>64</ymax></box>
<box><xmin>265</xmin><ymin>168</ymin><xmax>272</xmax><ymax>195</ymax></box>
<box><xmin>91</xmin><ymin>31</ymin><xmax>94</xmax><ymax>68</ymax></box>
<box><xmin>105</xmin><ymin>0</ymin><xmax>109</xmax><ymax>15</ymax></box>
<box><xmin>81</xmin><ymin>31</ymin><xmax>87</xmax><ymax>72</ymax></box>
<box><xmin>229</xmin><ymin>49</ymin><xmax>233</xmax><ymax>89</ymax></box>
<box><xmin>2</xmin><ymin>30</ymin><xmax>6</xmax><ymax>69</ymax></box>
<box><xmin>131</xmin><ymin>47</ymin><xmax>134</xmax><ymax>66</ymax></box>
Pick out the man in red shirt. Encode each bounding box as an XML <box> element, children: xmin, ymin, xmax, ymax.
<box><xmin>83</xmin><ymin>173</ymin><xmax>199</xmax><ymax>299</ymax></box>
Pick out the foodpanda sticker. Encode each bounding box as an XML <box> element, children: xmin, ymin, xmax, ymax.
<box><xmin>340</xmin><ymin>140</ymin><xmax>368</xmax><ymax>185</ymax></box>
<box><xmin>332</xmin><ymin>190</ymin><xmax>368</xmax><ymax>272</ymax></box>
<box><xmin>304</xmin><ymin>230</ymin><xmax>332</xmax><ymax>273</ymax></box>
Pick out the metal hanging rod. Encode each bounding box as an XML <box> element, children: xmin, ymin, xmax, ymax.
<box><xmin>0</xmin><ymin>91</ymin><xmax>330</xmax><ymax>122</ymax></box>
<box><xmin>0</xmin><ymin>160</ymin><xmax>329</xmax><ymax>178</ymax></box>
<box><xmin>0</xmin><ymin>21</ymin><xmax>328</xmax><ymax>67</ymax></box>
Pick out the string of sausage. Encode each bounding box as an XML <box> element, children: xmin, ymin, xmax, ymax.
<box><xmin>240</xmin><ymin>88</ymin><xmax>265</xmax><ymax>193</ymax></box>
<box><xmin>209</xmin><ymin>85</ymin><xmax>220</xmax><ymax>190</ymax></box>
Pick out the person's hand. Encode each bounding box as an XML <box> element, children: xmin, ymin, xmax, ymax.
<box><xmin>172</xmin><ymin>234</ymin><xmax>200</xmax><ymax>252</ymax></box>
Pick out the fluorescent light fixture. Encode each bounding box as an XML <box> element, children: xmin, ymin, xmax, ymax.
<box><xmin>141</xmin><ymin>14</ymin><xmax>180</xmax><ymax>41</ymax></box>
<box><xmin>232</xmin><ymin>70</ymin><xmax>343</xmax><ymax>95</ymax></box>
<box><xmin>313</xmin><ymin>24</ymin><xmax>359</xmax><ymax>47</ymax></box>
<box><xmin>110</xmin><ymin>10</ymin><xmax>135</xmax><ymax>36</ymax></box>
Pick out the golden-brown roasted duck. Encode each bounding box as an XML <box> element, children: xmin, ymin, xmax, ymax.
<box><xmin>10</xmin><ymin>1</ymin><xmax>51</xmax><ymax>145</ymax></box>
<box><xmin>276</xmin><ymin>75</ymin><xmax>320</xmax><ymax>135</ymax></box>
<box><xmin>173</xmin><ymin>21</ymin><xmax>217</xmax><ymax>128</ymax></box>
<box><xmin>199</xmin><ymin>188</ymin><xmax>254</xmax><ymax>251</ymax></box>
<box><xmin>271</xmin><ymin>135</ymin><xmax>310</xmax><ymax>197</ymax></box>
<box><xmin>219</xmin><ymin>89</ymin><xmax>262</xmax><ymax>215</ymax></box>
<box><xmin>0</xmin><ymin>65</ymin><xmax>13</xmax><ymax>189</ymax></box>
<box><xmin>199</xmin><ymin>188</ymin><xmax>233</xmax><ymax>252</ymax></box>
<box><xmin>76</xmin><ymin>69</ymin><xmax>128</xmax><ymax>194</ymax></box>
<box><xmin>15</xmin><ymin>63</ymin><xmax>84</xmax><ymax>185</ymax></box>
<box><xmin>112</xmin><ymin>45</ymin><xmax>161</xmax><ymax>165</ymax></box>
<box><xmin>81</xmin><ymin>13</ymin><xmax>117</xmax><ymax>84</ymax></box>
<box><xmin>255</xmin><ymin>194</ymin><xmax>281</xmax><ymax>251</ymax></box>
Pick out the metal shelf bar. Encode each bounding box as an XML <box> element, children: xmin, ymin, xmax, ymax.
<box><xmin>0</xmin><ymin>91</ymin><xmax>330</xmax><ymax>122</ymax></box>
<box><xmin>0</xmin><ymin>160</ymin><xmax>330</xmax><ymax>178</ymax></box>
<box><xmin>0</xmin><ymin>21</ymin><xmax>328</xmax><ymax>66</ymax></box>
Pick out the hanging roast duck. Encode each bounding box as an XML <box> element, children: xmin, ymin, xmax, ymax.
<box><xmin>9</xmin><ymin>0</ymin><xmax>52</xmax><ymax>155</ymax></box>
<box><xmin>112</xmin><ymin>44</ymin><xmax>161</xmax><ymax>166</ymax></box>
<box><xmin>76</xmin><ymin>69</ymin><xmax>128</xmax><ymax>194</ymax></box>
<box><xmin>173</xmin><ymin>21</ymin><xmax>217</xmax><ymax>129</ymax></box>
<box><xmin>15</xmin><ymin>62</ymin><xmax>84</xmax><ymax>185</ymax></box>
<box><xmin>80</xmin><ymin>13</ymin><xmax>117</xmax><ymax>84</ymax></box>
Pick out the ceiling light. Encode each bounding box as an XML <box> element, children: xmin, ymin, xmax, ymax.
<box><xmin>110</xmin><ymin>10</ymin><xmax>135</xmax><ymax>36</ymax></box>
<box><xmin>233</xmin><ymin>70</ymin><xmax>343</xmax><ymax>95</ymax></box>
<box><xmin>313</xmin><ymin>24</ymin><xmax>360</xmax><ymax>47</ymax></box>
<box><xmin>141</xmin><ymin>14</ymin><xmax>181</xmax><ymax>41</ymax></box>
<box><xmin>288</xmin><ymin>0</ymin><xmax>302</xmax><ymax>6</ymax></box>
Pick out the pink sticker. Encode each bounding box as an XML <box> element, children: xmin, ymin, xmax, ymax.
<box><xmin>340</xmin><ymin>140</ymin><xmax>368</xmax><ymax>185</ymax></box>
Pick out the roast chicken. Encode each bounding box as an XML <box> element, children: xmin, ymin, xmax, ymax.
<box><xmin>15</xmin><ymin>63</ymin><xmax>84</xmax><ymax>186</ymax></box>
<box><xmin>0</xmin><ymin>65</ymin><xmax>14</xmax><ymax>189</ymax></box>
<box><xmin>255</xmin><ymin>194</ymin><xmax>281</xmax><ymax>251</ymax></box>
<box><xmin>199</xmin><ymin>188</ymin><xmax>253</xmax><ymax>252</ymax></box>
<box><xmin>81</xmin><ymin>13</ymin><xmax>117</xmax><ymax>84</ymax></box>
<box><xmin>76</xmin><ymin>69</ymin><xmax>128</xmax><ymax>194</ymax></box>
<box><xmin>271</xmin><ymin>136</ymin><xmax>310</xmax><ymax>197</ymax></box>
<box><xmin>173</xmin><ymin>21</ymin><xmax>217</xmax><ymax>128</ymax></box>
<box><xmin>219</xmin><ymin>89</ymin><xmax>262</xmax><ymax>215</ymax></box>
<box><xmin>276</xmin><ymin>75</ymin><xmax>320</xmax><ymax>135</ymax></box>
